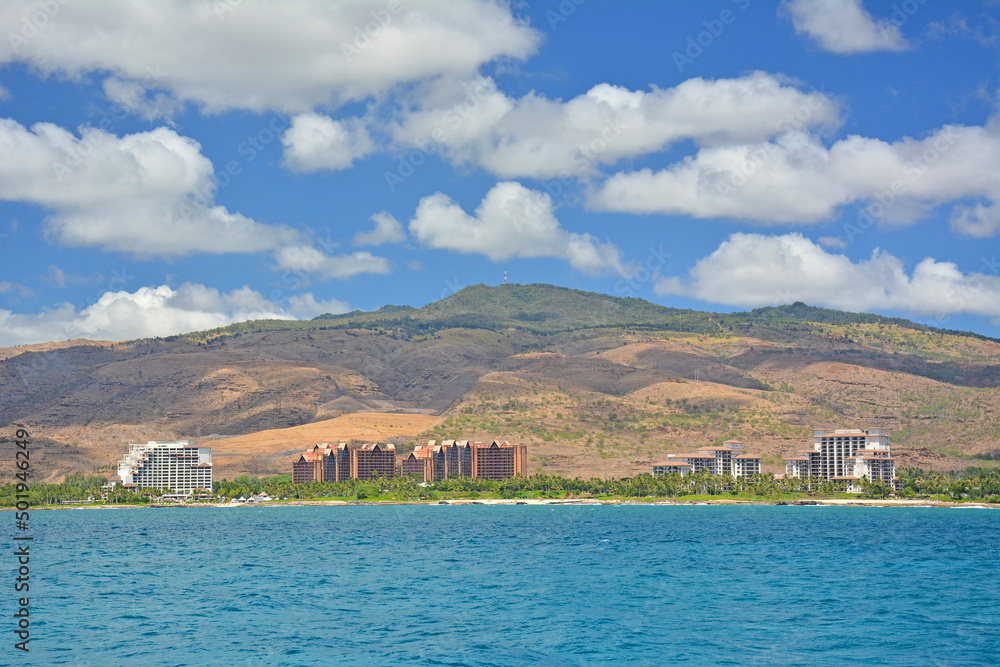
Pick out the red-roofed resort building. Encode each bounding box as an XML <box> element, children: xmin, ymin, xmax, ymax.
<box><xmin>292</xmin><ymin>442</ymin><xmax>396</xmax><ymax>483</ymax></box>
<box><xmin>400</xmin><ymin>440</ymin><xmax>528</xmax><ymax>482</ymax></box>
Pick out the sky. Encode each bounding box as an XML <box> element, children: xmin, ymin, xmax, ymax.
<box><xmin>2</xmin><ymin>0</ymin><xmax>1000</xmax><ymax>346</ymax></box>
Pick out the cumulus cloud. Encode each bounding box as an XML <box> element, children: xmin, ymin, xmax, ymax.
<box><xmin>591</xmin><ymin>123</ymin><xmax>1000</xmax><ymax>234</ymax></box>
<box><xmin>353</xmin><ymin>212</ymin><xmax>406</xmax><ymax>246</ymax></box>
<box><xmin>273</xmin><ymin>245</ymin><xmax>392</xmax><ymax>280</ymax></box>
<box><xmin>281</xmin><ymin>113</ymin><xmax>375</xmax><ymax>172</ymax></box>
<box><xmin>0</xmin><ymin>118</ymin><xmax>297</xmax><ymax>256</ymax></box>
<box><xmin>0</xmin><ymin>0</ymin><xmax>540</xmax><ymax>115</ymax></box>
<box><xmin>783</xmin><ymin>0</ymin><xmax>909</xmax><ymax>54</ymax></box>
<box><xmin>656</xmin><ymin>233</ymin><xmax>1000</xmax><ymax>319</ymax></box>
<box><xmin>389</xmin><ymin>72</ymin><xmax>840</xmax><ymax>179</ymax></box>
<box><xmin>408</xmin><ymin>181</ymin><xmax>631</xmax><ymax>276</ymax></box>
<box><xmin>0</xmin><ymin>283</ymin><xmax>350</xmax><ymax>347</ymax></box>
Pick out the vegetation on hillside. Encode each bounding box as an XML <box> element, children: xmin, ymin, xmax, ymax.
<box><xmin>176</xmin><ymin>284</ymin><xmax>998</xmax><ymax>345</ymax></box>
<box><xmin>5</xmin><ymin>283</ymin><xmax>1000</xmax><ymax>481</ymax></box>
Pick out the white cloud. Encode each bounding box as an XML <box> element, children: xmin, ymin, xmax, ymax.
<box><xmin>408</xmin><ymin>181</ymin><xmax>631</xmax><ymax>277</ymax></box>
<box><xmin>281</xmin><ymin>113</ymin><xmax>375</xmax><ymax>172</ymax></box>
<box><xmin>43</xmin><ymin>265</ymin><xmax>101</xmax><ymax>288</ymax></box>
<box><xmin>390</xmin><ymin>72</ymin><xmax>840</xmax><ymax>179</ymax></box>
<box><xmin>656</xmin><ymin>233</ymin><xmax>1000</xmax><ymax>319</ymax></box>
<box><xmin>0</xmin><ymin>118</ymin><xmax>297</xmax><ymax>256</ymax></box>
<box><xmin>273</xmin><ymin>245</ymin><xmax>392</xmax><ymax>280</ymax></box>
<box><xmin>818</xmin><ymin>236</ymin><xmax>847</xmax><ymax>248</ymax></box>
<box><xmin>783</xmin><ymin>0</ymin><xmax>909</xmax><ymax>54</ymax></box>
<box><xmin>591</xmin><ymin>123</ymin><xmax>1000</xmax><ymax>233</ymax></box>
<box><xmin>0</xmin><ymin>281</ymin><xmax>33</xmax><ymax>299</ymax></box>
<box><xmin>0</xmin><ymin>283</ymin><xmax>350</xmax><ymax>346</ymax></box>
<box><xmin>283</xmin><ymin>293</ymin><xmax>350</xmax><ymax>319</ymax></box>
<box><xmin>950</xmin><ymin>201</ymin><xmax>1000</xmax><ymax>238</ymax></box>
<box><xmin>353</xmin><ymin>212</ymin><xmax>406</xmax><ymax>246</ymax></box>
<box><xmin>926</xmin><ymin>13</ymin><xmax>1000</xmax><ymax>47</ymax></box>
<box><xmin>0</xmin><ymin>0</ymin><xmax>540</xmax><ymax>115</ymax></box>
<box><xmin>102</xmin><ymin>77</ymin><xmax>183</xmax><ymax>122</ymax></box>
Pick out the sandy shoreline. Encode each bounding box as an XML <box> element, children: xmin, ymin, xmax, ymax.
<box><xmin>9</xmin><ymin>497</ymin><xmax>997</xmax><ymax>511</ymax></box>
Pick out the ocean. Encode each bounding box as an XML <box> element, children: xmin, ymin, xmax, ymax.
<box><xmin>15</xmin><ymin>504</ymin><xmax>1000</xmax><ymax>665</ymax></box>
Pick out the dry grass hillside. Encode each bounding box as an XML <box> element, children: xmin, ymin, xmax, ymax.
<box><xmin>0</xmin><ymin>338</ymin><xmax>114</xmax><ymax>362</ymax></box>
<box><xmin>419</xmin><ymin>333</ymin><xmax>998</xmax><ymax>478</ymax></box>
<box><xmin>201</xmin><ymin>412</ymin><xmax>442</xmax><ymax>479</ymax></box>
<box><xmin>2</xmin><ymin>284</ymin><xmax>999</xmax><ymax>482</ymax></box>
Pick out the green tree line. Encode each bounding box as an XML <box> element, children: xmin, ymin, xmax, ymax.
<box><xmin>4</xmin><ymin>467</ymin><xmax>1000</xmax><ymax>507</ymax></box>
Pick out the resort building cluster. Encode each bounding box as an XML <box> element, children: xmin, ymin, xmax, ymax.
<box><xmin>292</xmin><ymin>442</ymin><xmax>396</xmax><ymax>483</ymax></box>
<box><xmin>107</xmin><ymin>440</ymin><xmax>213</xmax><ymax>495</ymax></box>
<box><xmin>104</xmin><ymin>428</ymin><xmax>895</xmax><ymax>498</ymax></box>
<box><xmin>292</xmin><ymin>439</ymin><xmax>528</xmax><ymax>483</ymax></box>
<box><xmin>402</xmin><ymin>440</ymin><xmax>529</xmax><ymax>482</ymax></box>
<box><xmin>784</xmin><ymin>428</ymin><xmax>897</xmax><ymax>492</ymax></box>
<box><xmin>652</xmin><ymin>440</ymin><xmax>761</xmax><ymax>478</ymax></box>
<box><xmin>651</xmin><ymin>429</ymin><xmax>898</xmax><ymax>493</ymax></box>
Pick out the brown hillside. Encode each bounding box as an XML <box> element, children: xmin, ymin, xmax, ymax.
<box><xmin>3</xmin><ymin>287</ymin><xmax>1000</xmax><ymax>482</ymax></box>
<box><xmin>204</xmin><ymin>412</ymin><xmax>443</xmax><ymax>479</ymax></box>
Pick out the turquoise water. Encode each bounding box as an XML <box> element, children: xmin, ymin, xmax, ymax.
<box><xmin>15</xmin><ymin>505</ymin><xmax>1000</xmax><ymax>665</ymax></box>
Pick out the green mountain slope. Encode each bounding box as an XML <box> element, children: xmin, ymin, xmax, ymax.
<box><xmin>181</xmin><ymin>283</ymin><xmax>997</xmax><ymax>342</ymax></box>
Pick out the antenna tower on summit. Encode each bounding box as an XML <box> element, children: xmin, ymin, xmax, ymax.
<box><xmin>503</xmin><ymin>269</ymin><xmax>507</xmax><ymax>285</ymax></box>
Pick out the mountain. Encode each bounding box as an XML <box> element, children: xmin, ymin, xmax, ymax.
<box><xmin>2</xmin><ymin>283</ymin><xmax>999</xmax><ymax>482</ymax></box>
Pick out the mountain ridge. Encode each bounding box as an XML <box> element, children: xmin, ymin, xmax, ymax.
<box><xmin>2</xmin><ymin>283</ymin><xmax>999</xmax><ymax>482</ymax></box>
<box><xmin>167</xmin><ymin>283</ymin><xmax>997</xmax><ymax>343</ymax></box>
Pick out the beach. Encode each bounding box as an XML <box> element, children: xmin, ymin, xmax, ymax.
<box><xmin>13</xmin><ymin>496</ymin><xmax>995</xmax><ymax>511</ymax></box>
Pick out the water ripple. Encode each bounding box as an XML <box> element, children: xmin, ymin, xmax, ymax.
<box><xmin>24</xmin><ymin>505</ymin><xmax>1000</xmax><ymax>665</ymax></box>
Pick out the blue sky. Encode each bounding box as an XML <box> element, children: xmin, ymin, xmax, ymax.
<box><xmin>2</xmin><ymin>0</ymin><xmax>1000</xmax><ymax>345</ymax></box>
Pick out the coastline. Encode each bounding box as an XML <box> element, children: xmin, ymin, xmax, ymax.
<box><xmin>9</xmin><ymin>497</ymin><xmax>997</xmax><ymax>511</ymax></box>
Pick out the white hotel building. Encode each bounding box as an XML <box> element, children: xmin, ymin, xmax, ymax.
<box><xmin>785</xmin><ymin>429</ymin><xmax>896</xmax><ymax>492</ymax></box>
<box><xmin>109</xmin><ymin>440</ymin><xmax>213</xmax><ymax>494</ymax></box>
<box><xmin>653</xmin><ymin>440</ymin><xmax>761</xmax><ymax>478</ymax></box>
